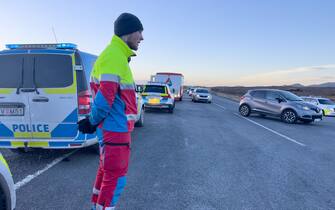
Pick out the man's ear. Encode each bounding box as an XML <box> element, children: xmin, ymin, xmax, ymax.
<box><xmin>121</xmin><ymin>34</ymin><xmax>130</xmax><ymax>43</ymax></box>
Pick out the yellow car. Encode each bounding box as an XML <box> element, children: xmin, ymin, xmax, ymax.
<box><xmin>0</xmin><ymin>152</ymin><xmax>15</xmax><ymax>210</ymax></box>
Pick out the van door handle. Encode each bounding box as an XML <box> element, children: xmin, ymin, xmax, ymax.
<box><xmin>32</xmin><ymin>97</ymin><xmax>49</xmax><ymax>102</ymax></box>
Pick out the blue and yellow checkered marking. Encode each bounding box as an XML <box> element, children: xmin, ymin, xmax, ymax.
<box><xmin>0</xmin><ymin>108</ymin><xmax>97</xmax><ymax>148</ymax></box>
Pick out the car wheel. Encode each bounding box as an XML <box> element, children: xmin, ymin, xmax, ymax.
<box><xmin>168</xmin><ymin>106</ymin><xmax>174</xmax><ymax>113</ymax></box>
<box><xmin>239</xmin><ymin>104</ymin><xmax>251</xmax><ymax>117</ymax></box>
<box><xmin>281</xmin><ymin>109</ymin><xmax>297</xmax><ymax>124</ymax></box>
<box><xmin>208</xmin><ymin>101</ymin><xmax>212</xmax><ymax>104</ymax></box>
<box><xmin>135</xmin><ymin>107</ymin><xmax>144</xmax><ymax>127</ymax></box>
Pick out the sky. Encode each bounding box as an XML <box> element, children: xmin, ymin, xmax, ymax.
<box><xmin>0</xmin><ymin>0</ymin><xmax>334</xmax><ymax>86</ymax></box>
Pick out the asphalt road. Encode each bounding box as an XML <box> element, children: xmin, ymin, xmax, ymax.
<box><xmin>1</xmin><ymin>94</ymin><xmax>335</xmax><ymax>210</ymax></box>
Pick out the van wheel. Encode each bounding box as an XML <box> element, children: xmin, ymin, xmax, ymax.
<box><xmin>239</xmin><ymin>104</ymin><xmax>250</xmax><ymax>117</ymax></box>
<box><xmin>135</xmin><ymin>107</ymin><xmax>144</xmax><ymax>127</ymax></box>
<box><xmin>281</xmin><ymin>109</ymin><xmax>297</xmax><ymax>124</ymax></box>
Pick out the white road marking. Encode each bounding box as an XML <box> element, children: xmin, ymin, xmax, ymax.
<box><xmin>213</xmin><ymin>97</ymin><xmax>306</xmax><ymax>147</ymax></box>
<box><xmin>213</xmin><ymin>103</ymin><xmax>225</xmax><ymax>110</ymax></box>
<box><xmin>14</xmin><ymin>150</ymin><xmax>77</xmax><ymax>190</ymax></box>
<box><xmin>233</xmin><ymin>113</ymin><xmax>306</xmax><ymax>147</ymax></box>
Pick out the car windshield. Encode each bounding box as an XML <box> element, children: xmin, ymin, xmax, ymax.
<box><xmin>144</xmin><ymin>85</ymin><xmax>166</xmax><ymax>93</ymax></box>
<box><xmin>196</xmin><ymin>89</ymin><xmax>209</xmax><ymax>93</ymax></box>
<box><xmin>279</xmin><ymin>91</ymin><xmax>303</xmax><ymax>101</ymax></box>
<box><xmin>318</xmin><ymin>99</ymin><xmax>335</xmax><ymax>105</ymax></box>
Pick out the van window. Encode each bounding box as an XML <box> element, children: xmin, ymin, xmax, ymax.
<box><xmin>0</xmin><ymin>54</ymin><xmax>23</xmax><ymax>88</ymax></box>
<box><xmin>35</xmin><ymin>54</ymin><xmax>73</xmax><ymax>88</ymax></box>
<box><xmin>0</xmin><ymin>54</ymin><xmax>73</xmax><ymax>88</ymax></box>
<box><xmin>74</xmin><ymin>52</ymin><xmax>88</xmax><ymax>92</ymax></box>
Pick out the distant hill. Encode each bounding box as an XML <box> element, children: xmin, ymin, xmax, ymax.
<box><xmin>309</xmin><ymin>82</ymin><xmax>335</xmax><ymax>87</ymax></box>
<box><xmin>285</xmin><ymin>82</ymin><xmax>335</xmax><ymax>88</ymax></box>
<box><xmin>290</xmin><ymin>83</ymin><xmax>305</xmax><ymax>87</ymax></box>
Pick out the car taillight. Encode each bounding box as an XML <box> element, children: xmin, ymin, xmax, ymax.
<box><xmin>78</xmin><ymin>90</ymin><xmax>91</xmax><ymax>115</ymax></box>
<box><xmin>162</xmin><ymin>94</ymin><xmax>171</xmax><ymax>99</ymax></box>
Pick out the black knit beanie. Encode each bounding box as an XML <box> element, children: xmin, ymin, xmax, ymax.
<box><xmin>114</xmin><ymin>13</ymin><xmax>143</xmax><ymax>37</ymax></box>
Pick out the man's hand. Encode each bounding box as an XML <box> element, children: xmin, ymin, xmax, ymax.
<box><xmin>77</xmin><ymin>118</ymin><xmax>98</xmax><ymax>134</ymax></box>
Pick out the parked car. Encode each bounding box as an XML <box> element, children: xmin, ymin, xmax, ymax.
<box><xmin>301</xmin><ymin>96</ymin><xmax>335</xmax><ymax>117</ymax></box>
<box><xmin>239</xmin><ymin>89</ymin><xmax>322</xmax><ymax>124</ymax></box>
<box><xmin>192</xmin><ymin>88</ymin><xmax>212</xmax><ymax>103</ymax></box>
<box><xmin>0</xmin><ymin>152</ymin><xmax>16</xmax><ymax>210</ymax></box>
<box><xmin>141</xmin><ymin>82</ymin><xmax>175</xmax><ymax>113</ymax></box>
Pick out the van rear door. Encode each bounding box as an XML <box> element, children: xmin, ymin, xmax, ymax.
<box><xmin>0</xmin><ymin>54</ymin><xmax>32</xmax><ymax>145</ymax></box>
<box><xmin>28</xmin><ymin>53</ymin><xmax>78</xmax><ymax>140</ymax></box>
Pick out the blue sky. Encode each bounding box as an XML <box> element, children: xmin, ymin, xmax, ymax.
<box><xmin>1</xmin><ymin>0</ymin><xmax>334</xmax><ymax>86</ymax></box>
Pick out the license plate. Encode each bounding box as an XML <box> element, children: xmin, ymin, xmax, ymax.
<box><xmin>0</xmin><ymin>107</ymin><xmax>24</xmax><ymax>116</ymax></box>
<box><xmin>148</xmin><ymin>98</ymin><xmax>160</xmax><ymax>104</ymax></box>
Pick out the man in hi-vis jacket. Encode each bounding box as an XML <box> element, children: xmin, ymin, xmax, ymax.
<box><xmin>78</xmin><ymin>13</ymin><xmax>144</xmax><ymax>210</ymax></box>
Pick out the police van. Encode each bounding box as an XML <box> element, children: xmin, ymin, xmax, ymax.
<box><xmin>0</xmin><ymin>43</ymin><xmax>99</xmax><ymax>151</ymax></box>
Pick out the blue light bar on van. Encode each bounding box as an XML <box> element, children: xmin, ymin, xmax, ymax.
<box><xmin>5</xmin><ymin>43</ymin><xmax>77</xmax><ymax>50</ymax></box>
<box><xmin>56</xmin><ymin>43</ymin><xmax>77</xmax><ymax>49</ymax></box>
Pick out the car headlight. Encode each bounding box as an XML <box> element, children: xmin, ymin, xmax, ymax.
<box><xmin>298</xmin><ymin>105</ymin><xmax>310</xmax><ymax>110</ymax></box>
<box><xmin>302</xmin><ymin>106</ymin><xmax>310</xmax><ymax>110</ymax></box>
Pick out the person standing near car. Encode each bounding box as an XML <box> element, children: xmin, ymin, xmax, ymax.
<box><xmin>79</xmin><ymin>13</ymin><xmax>144</xmax><ymax>210</ymax></box>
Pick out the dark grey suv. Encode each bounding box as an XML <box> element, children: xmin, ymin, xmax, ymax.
<box><xmin>239</xmin><ymin>89</ymin><xmax>322</xmax><ymax>124</ymax></box>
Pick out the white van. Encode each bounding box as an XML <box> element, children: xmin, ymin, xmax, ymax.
<box><xmin>150</xmin><ymin>72</ymin><xmax>184</xmax><ymax>101</ymax></box>
<box><xmin>0</xmin><ymin>43</ymin><xmax>99</xmax><ymax>151</ymax></box>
